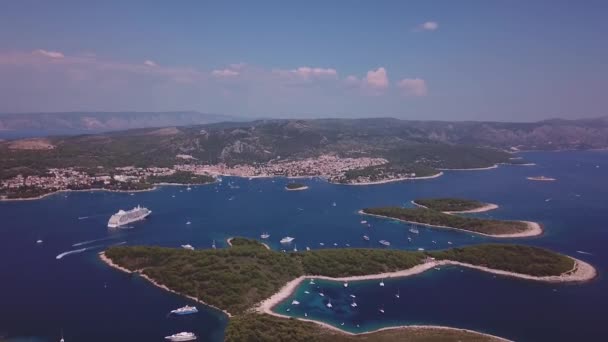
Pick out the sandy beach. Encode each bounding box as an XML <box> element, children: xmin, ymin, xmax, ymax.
<box><xmin>255</xmin><ymin>255</ymin><xmax>594</xmax><ymax>337</ymax></box>
<box><xmin>411</xmin><ymin>200</ymin><xmax>499</xmax><ymax>214</ymax></box>
<box><xmin>359</xmin><ymin>210</ymin><xmax>543</xmax><ymax>238</ymax></box>
<box><xmin>99</xmin><ymin>252</ymin><xmax>232</xmax><ymax>317</ymax></box>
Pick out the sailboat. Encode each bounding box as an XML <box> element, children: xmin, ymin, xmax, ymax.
<box><xmin>379</xmin><ymin>279</ymin><xmax>385</xmax><ymax>287</ymax></box>
<box><xmin>212</xmin><ymin>240</ymin><xmax>216</xmax><ymax>249</ymax></box>
<box><xmin>60</xmin><ymin>330</ymin><xmax>65</xmax><ymax>342</ymax></box>
<box><xmin>309</xmin><ymin>278</ymin><xmax>316</xmax><ymax>285</ymax></box>
<box><xmin>326</xmin><ymin>299</ymin><xmax>333</xmax><ymax>308</ymax></box>
<box><xmin>351</xmin><ymin>299</ymin><xmax>358</xmax><ymax>308</ymax></box>
<box><xmin>395</xmin><ymin>289</ymin><xmax>400</xmax><ymax>299</ymax></box>
<box><xmin>409</xmin><ymin>225</ymin><xmax>419</xmax><ymax>234</ymax></box>
<box><xmin>343</xmin><ymin>281</ymin><xmax>348</xmax><ymax>288</ymax></box>
<box><xmin>260</xmin><ymin>232</ymin><xmax>270</xmax><ymax>239</ymax></box>
<box><xmin>293</xmin><ymin>244</ymin><xmax>298</xmax><ymax>252</ymax></box>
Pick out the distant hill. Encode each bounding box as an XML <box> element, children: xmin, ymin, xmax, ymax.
<box><xmin>0</xmin><ymin>111</ymin><xmax>239</xmax><ymax>137</ymax></box>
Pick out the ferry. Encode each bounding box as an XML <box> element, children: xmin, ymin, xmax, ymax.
<box><xmin>280</xmin><ymin>236</ymin><xmax>295</xmax><ymax>244</ymax></box>
<box><xmin>170</xmin><ymin>305</ymin><xmax>198</xmax><ymax>315</ymax></box>
<box><xmin>107</xmin><ymin>205</ymin><xmax>151</xmax><ymax>228</ymax></box>
<box><xmin>379</xmin><ymin>240</ymin><xmax>391</xmax><ymax>246</ymax></box>
<box><xmin>164</xmin><ymin>332</ymin><xmax>197</xmax><ymax>341</ymax></box>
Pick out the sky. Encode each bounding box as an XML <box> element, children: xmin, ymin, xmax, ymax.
<box><xmin>0</xmin><ymin>0</ymin><xmax>607</xmax><ymax>121</ymax></box>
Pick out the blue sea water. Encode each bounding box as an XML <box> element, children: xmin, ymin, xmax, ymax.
<box><xmin>0</xmin><ymin>151</ymin><xmax>607</xmax><ymax>341</ymax></box>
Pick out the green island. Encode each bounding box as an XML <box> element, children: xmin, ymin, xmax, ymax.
<box><xmin>285</xmin><ymin>182</ymin><xmax>308</xmax><ymax>190</ymax></box>
<box><xmin>103</xmin><ymin>238</ymin><xmax>580</xmax><ymax>342</ymax></box>
<box><xmin>361</xmin><ymin>207</ymin><xmax>531</xmax><ymax>236</ymax></box>
<box><xmin>147</xmin><ymin>171</ymin><xmax>215</xmax><ymax>184</ymax></box>
<box><xmin>226</xmin><ymin>314</ymin><xmax>503</xmax><ymax>342</ymax></box>
<box><xmin>413</xmin><ymin>198</ymin><xmax>489</xmax><ymax>212</ymax></box>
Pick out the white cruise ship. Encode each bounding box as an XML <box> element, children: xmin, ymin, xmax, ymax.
<box><xmin>164</xmin><ymin>332</ymin><xmax>197</xmax><ymax>341</ymax></box>
<box><xmin>107</xmin><ymin>205</ymin><xmax>151</xmax><ymax>228</ymax></box>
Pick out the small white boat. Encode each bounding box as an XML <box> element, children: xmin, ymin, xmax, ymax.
<box><xmin>36</xmin><ymin>239</ymin><xmax>43</xmax><ymax>244</ymax></box>
<box><xmin>164</xmin><ymin>332</ymin><xmax>197</xmax><ymax>341</ymax></box>
<box><xmin>447</xmin><ymin>241</ymin><xmax>453</xmax><ymax>245</ymax></box>
<box><xmin>434</xmin><ymin>267</ymin><xmax>441</xmax><ymax>271</ymax></box>
<box><xmin>260</xmin><ymin>233</ymin><xmax>270</xmax><ymax>239</ymax></box>
<box><xmin>333</xmin><ymin>242</ymin><xmax>338</xmax><ymax>246</ymax></box>
<box><xmin>291</xmin><ymin>300</ymin><xmax>300</xmax><ymax>305</ymax></box>
<box><xmin>304</xmin><ymin>312</ymin><xmax>308</xmax><ymax>317</ymax></box>
<box><xmin>306</xmin><ymin>246</ymin><xmax>311</xmax><ymax>251</ymax></box>
<box><xmin>360</xmin><ymin>220</ymin><xmax>367</xmax><ymax>224</ymax></box>
<box><xmin>319</xmin><ymin>292</ymin><xmax>325</xmax><ymax>297</ymax></box>
<box><xmin>341</xmin><ymin>322</ymin><xmax>345</xmax><ymax>326</ymax></box>
<box><xmin>409</xmin><ymin>227</ymin><xmax>419</xmax><ymax>234</ymax></box>
<box><xmin>280</xmin><ymin>236</ymin><xmax>295</xmax><ymax>244</ymax></box>
<box><xmin>362</xmin><ymin>235</ymin><xmax>370</xmax><ymax>241</ymax></box>
<box><xmin>319</xmin><ymin>242</ymin><xmax>325</xmax><ymax>246</ymax></box>
<box><xmin>286</xmin><ymin>308</ymin><xmax>290</xmax><ymax>312</ymax></box>
<box><xmin>186</xmin><ymin>221</ymin><xmax>191</xmax><ymax>225</ymax></box>
<box><xmin>304</xmin><ymin>290</ymin><xmax>310</xmax><ymax>294</ymax></box>
<box><xmin>309</xmin><ymin>278</ymin><xmax>316</xmax><ymax>285</ymax></box>
<box><xmin>170</xmin><ymin>305</ymin><xmax>198</xmax><ymax>315</ymax></box>
<box><xmin>332</xmin><ymin>202</ymin><xmax>337</xmax><ymax>207</ymax></box>
<box><xmin>349</xmin><ymin>294</ymin><xmax>356</xmax><ymax>298</ymax></box>
<box><xmin>379</xmin><ymin>279</ymin><xmax>385</xmax><ymax>287</ymax></box>
<box><xmin>212</xmin><ymin>240</ymin><xmax>216</xmax><ymax>249</ymax></box>
<box><xmin>343</xmin><ymin>282</ymin><xmax>348</xmax><ymax>288</ymax></box>
<box><xmin>326</xmin><ymin>299</ymin><xmax>333</xmax><ymax>308</ymax></box>
<box><xmin>379</xmin><ymin>240</ymin><xmax>391</xmax><ymax>247</ymax></box>
<box><xmin>379</xmin><ymin>308</ymin><xmax>385</xmax><ymax>314</ymax></box>
<box><xmin>186</xmin><ymin>186</ymin><xmax>192</xmax><ymax>191</ymax></box>
<box><xmin>181</xmin><ymin>244</ymin><xmax>195</xmax><ymax>250</ymax></box>
<box><xmin>395</xmin><ymin>289</ymin><xmax>400</xmax><ymax>299</ymax></box>
<box><xmin>417</xmin><ymin>248</ymin><xmax>425</xmax><ymax>251</ymax></box>
<box><xmin>431</xmin><ymin>240</ymin><xmax>436</xmax><ymax>244</ymax></box>
<box><xmin>407</xmin><ymin>237</ymin><xmax>412</xmax><ymax>242</ymax></box>
<box><xmin>293</xmin><ymin>244</ymin><xmax>298</xmax><ymax>252</ymax></box>
<box><xmin>351</xmin><ymin>300</ymin><xmax>358</xmax><ymax>308</ymax></box>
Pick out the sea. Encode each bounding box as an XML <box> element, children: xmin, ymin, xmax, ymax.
<box><xmin>0</xmin><ymin>151</ymin><xmax>606</xmax><ymax>342</ymax></box>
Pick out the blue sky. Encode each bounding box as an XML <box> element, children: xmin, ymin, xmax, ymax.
<box><xmin>1</xmin><ymin>0</ymin><xmax>607</xmax><ymax>121</ymax></box>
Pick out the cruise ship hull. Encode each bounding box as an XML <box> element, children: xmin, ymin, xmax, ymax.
<box><xmin>107</xmin><ymin>209</ymin><xmax>152</xmax><ymax>228</ymax></box>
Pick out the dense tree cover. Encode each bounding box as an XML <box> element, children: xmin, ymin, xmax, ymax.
<box><xmin>300</xmin><ymin>248</ymin><xmax>424</xmax><ymax>277</ymax></box>
<box><xmin>285</xmin><ymin>183</ymin><xmax>307</xmax><ymax>190</ymax></box>
<box><xmin>147</xmin><ymin>171</ymin><xmax>215</xmax><ymax>184</ymax></box>
<box><xmin>105</xmin><ymin>238</ymin><xmax>573</xmax><ymax>319</ymax></box>
<box><xmin>428</xmin><ymin>244</ymin><xmax>574</xmax><ymax>276</ymax></box>
<box><xmin>362</xmin><ymin>207</ymin><xmax>528</xmax><ymax>235</ymax></box>
<box><xmin>414</xmin><ymin>198</ymin><xmax>486</xmax><ymax>212</ymax></box>
<box><xmin>106</xmin><ymin>243</ymin><xmax>303</xmax><ymax>314</ymax></box>
<box><xmin>225</xmin><ymin>314</ymin><xmax>503</xmax><ymax>342</ymax></box>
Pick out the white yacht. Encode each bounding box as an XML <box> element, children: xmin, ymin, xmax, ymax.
<box><xmin>165</xmin><ymin>332</ymin><xmax>197</xmax><ymax>341</ymax></box>
<box><xmin>181</xmin><ymin>244</ymin><xmax>195</xmax><ymax>250</ymax></box>
<box><xmin>280</xmin><ymin>236</ymin><xmax>295</xmax><ymax>244</ymax></box>
<box><xmin>291</xmin><ymin>300</ymin><xmax>300</xmax><ymax>305</ymax></box>
<box><xmin>260</xmin><ymin>232</ymin><xmax>270</xmax><ymax>239</ymax></box>
<box><xmin>107</xmin><ymin>205</ymin><xmax>151</xmax><ymax>228</ymax></box>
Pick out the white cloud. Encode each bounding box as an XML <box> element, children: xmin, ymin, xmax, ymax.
<box><xmin>416</xmin><ymin>21</ymin><xmax>439</xmax><ymax>32</ymax></box>
<box><xmin>397</xmin><ymin>78</ymin><xmax>428</xmax><ymax>96</ymax></box>
<box><xmin>276</xmin><ymin>66</ymin><xmax>338</xmax><ymax>79</ymax></box>
<box><xmin>212</xmin><ymin>68</ymin><xmax>240</xmax><ymax>77</ymax></box>
<box><xmin>365</xmin><ymin>67</ymin><xmax>389</xmax><ymax>89</ymax></box>
<box><xmin>33</xmin><ymin>49</ymin><xmax>65</xmax><ymax>59</ymax></box>
<box><xmin>144</xmin><ymin>60</ymin><xmax>158</xmax><ymax>67</ymax></box>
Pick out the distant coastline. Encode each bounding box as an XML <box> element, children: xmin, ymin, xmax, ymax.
<box><xmin>0</xmin><ymin>186</ymin><xmax>157</xmax><ymax>202</ymax></box>
<box><xmin>358</xmin><ymin>210</ymin><xmax>543</xmax><ymax>238</ymax></box>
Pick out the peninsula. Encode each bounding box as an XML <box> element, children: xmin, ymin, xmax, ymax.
<box><xmin>285</xmin><ymin>183</ymin><xmax>309</xmax><ymax>191</ymax></box>
<box><xmin>412</xmin><ymin>198</ymin><xmax>499</xmax><ymax>213</ymax></box>
<box><xmin>360</xmin><ymin>206</ymin><xmax>541</xmax><ymax>238</ymax></box>
<box><xmin>100</xmin><ymin>239</ymin><xmax>594</xmax><ymax>340</ymax></box>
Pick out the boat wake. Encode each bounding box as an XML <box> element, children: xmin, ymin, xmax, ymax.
<box><xmin>56</xmin><ymin>244</ymin><xmax>104</xmax><ymax>260</ymax></box>
<box><xmin>72</xmin><ymin>236</ymin><xmax>118</xmax><ymax>247</ymax></box>
<box><xmin>576</xmin><ymin>250</ymin><xmax>593</xmax><ymax>255</ymax></box>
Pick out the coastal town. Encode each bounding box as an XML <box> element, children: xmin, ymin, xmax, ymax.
<box><xmin>0</xmin><ymin>154</ymin><xmax>429</xmax><ymax>199</ymax></box>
